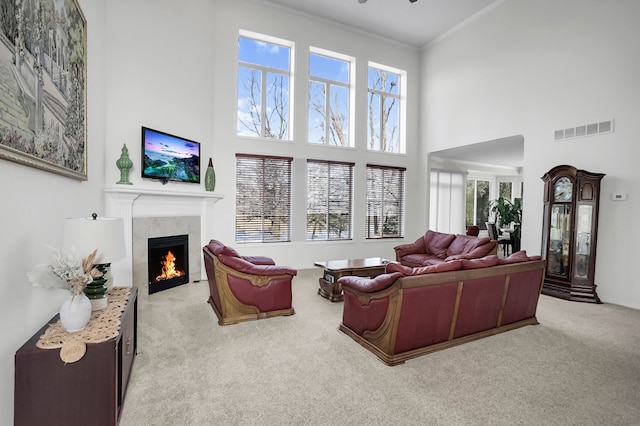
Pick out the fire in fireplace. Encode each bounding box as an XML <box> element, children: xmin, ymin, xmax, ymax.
<box><xmin>148</xmin><ymin>234</ymin><xmax>189</xmax><ymax>294</ymax></box>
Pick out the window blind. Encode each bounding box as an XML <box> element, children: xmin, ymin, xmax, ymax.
<box><xmin>236</xmin><ymin>154</ymin><xmax>292</xmax><ymax>243</ymax></box>
<box><xmin>366</xmin><ymin>164</ymin><xmax>405</xmax><ymax>238</ymax></box>
<box><xmin>307</xmin><ymin>159</ymin><xmax>354</xmax><ymax>240</ymax></box>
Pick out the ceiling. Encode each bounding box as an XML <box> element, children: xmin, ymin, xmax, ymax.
<box><xmin>258</xmin><ymin>0</ymin><xmax>500</xmax><ymax>48</ymax></box>
<box><xmin>257</xmin><ymin>0</ymin><xmax>523</xmax><ymax>169</ymax></box>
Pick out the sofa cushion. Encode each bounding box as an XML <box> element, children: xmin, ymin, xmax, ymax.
<box><xmin>220</xmin><ymin>245</ymin><xmax>241</xmax><ymax>257</ymax></box>
<box><xmin>218</xmin><ymin>254</ymin><xmax>297</xmax><ymax>276</ymax></box>
<box><xmin>460</xmin><ymin>255</ymin><xmax>499</xmax><ymax>270</ymax></box>
<box><xmin>241</xmin><ymin>255</ymin><xmax>275</xmax><ymax>265</ymax></box>
<box><xmin>386</xmin><ymin>262</ymin><xmax>413</xmax><ymax>275</ymax></box>
<box><xmin>412</xmin><ymin>260</ymin><xmax>462</xmax><ymax>275</ymax></box>
<box><xmin>497</xmin><ymin>250</ymin><xmax>530</xmax><ymax>264</ymax></box>
<box><xmin>207</xmin><ymin>239</ymin><xmax>226</xmax><ymax>255</ymax></box>
<box><xmin>420</xmin><ymin>256</ymin><xmax>447</xmax><ymax>266</ymax></box>
<box><xmin>423</xmin><ymin>231</ymin><xmax>456</xmax><ymax>258</ymax></box>
<box><xmin>398</xmin><ymin>254</ymin><xmax>444</xmax><ymax>268</ymax></box>
<box><xmin>387</xmin><ymin>259</ymin><xmax>463</xmax><ymax>276</ymax></box>
<box><xmin>446</xmin><ymin>235</ymin><xmax>491</xmax><ymax>257</ymax></box>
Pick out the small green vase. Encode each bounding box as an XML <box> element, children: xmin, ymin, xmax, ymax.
<box><xmin>205</xmin><ymin>158</ymin><xmax>216</xmax><ymax>191</ymax></box>
<box><xmin>116</xmin><ymin>144</ymin><xmax>133</xmax><ymax>185</ymax></box>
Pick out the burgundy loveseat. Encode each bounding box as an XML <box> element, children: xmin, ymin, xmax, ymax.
<box><xmin>338</xmin><ymin>251</ymin><xmax>545</xmax><ymax>365</ymax></box>
<box><xmin>203</xmin><ymin>240</ymin><xmax>296</xmax><ymax>325</ymax></box>
<box><xmin>394</xmin><ymin>230</ymin><xmax>497</xmax><ymax>267</ymax></box>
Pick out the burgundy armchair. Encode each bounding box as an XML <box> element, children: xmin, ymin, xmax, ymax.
<box><xmin>203</xmin><ymin>240</ymin><xmax>296</xmax><ymax>325</ymax></box>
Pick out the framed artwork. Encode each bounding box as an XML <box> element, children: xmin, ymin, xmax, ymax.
<box><xmin>0</xmin><ymin>0</ymin><xmax>87</xmax><ymax>180</ymax></box>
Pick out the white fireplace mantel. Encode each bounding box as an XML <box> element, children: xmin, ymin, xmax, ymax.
<box><xmin>104</xmin><ymin>186</ymin><xmax>223</xmax><ymax>287</ymax></box>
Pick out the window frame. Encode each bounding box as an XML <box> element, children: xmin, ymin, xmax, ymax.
<box><xmin>366</xmin><ymin>62</ymin><xmax>407</xmax><ymax>154</ymax></box>
<box><xmin>237</xmin><ymin>30</ymin><xmax>295</xmax><ymax>141</ymax></box>
<box><xmin>307</xmin><ymin>47</ymin><xmax>355</xmax><ymax>147</ymax></box>
<box><xmin>466</xmin><ymin>176</ymin><xmax>491</xmax><ymax>231</ymax></box>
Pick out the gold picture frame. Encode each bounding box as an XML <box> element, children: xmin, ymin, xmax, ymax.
<box><xmin>0</xmin><ymin>0</ymin><xmax>87</xmax><ymax>180</ymax></box>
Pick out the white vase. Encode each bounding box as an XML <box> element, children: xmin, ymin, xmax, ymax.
<box><xmin>59</xmin><ymin>292</ymin><xmax>92</xmax><ymax>332</ymax></box>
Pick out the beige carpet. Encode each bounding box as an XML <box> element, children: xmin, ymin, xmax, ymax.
<box><xmin>120</xmin><ymin>269</ymin><xmax>640</xmax><ymax>425</ymax></box>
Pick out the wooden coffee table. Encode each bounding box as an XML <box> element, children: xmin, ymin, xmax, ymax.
<box><xmin>314</xmin><ymin>257</ymin><xmax>388</xmax><ymax>302</ymax></box>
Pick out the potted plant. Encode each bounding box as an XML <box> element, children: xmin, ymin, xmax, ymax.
<box><xmin>489</xmin><ymin>197</ymin><xmax>522</xmax><ymax>251</ymax></box>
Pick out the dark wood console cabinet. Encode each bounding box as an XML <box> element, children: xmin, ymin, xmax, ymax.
<box><xmin>541</xmin><ymin>165</ymin><xmax>604</xmax><ymax>303</ymax></box>
<box><xmin>14</xmin><ymin>287</ymin><xmax>138</xmax><ymax>425</ymax></box>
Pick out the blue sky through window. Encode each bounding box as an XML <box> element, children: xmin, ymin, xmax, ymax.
<box><xmin>238</xmin><ymin>37</ymin><xmax>289</xmax><ymax>70</ymax></box>
<box><xmin>237</xmin><ymin>35</ymin><xmax>291</xmax><ymax>138</ymax></box>
<box><xmin>309</xmin><ymin>54</ymin><xmax>348</xmax><ymax>83</ymax></box>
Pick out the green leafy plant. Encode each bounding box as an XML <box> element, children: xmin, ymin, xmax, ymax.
<box><xmin>489</xmin><ymin>197</ymin><xmax>522</xmax><ymax>238</ymax></box>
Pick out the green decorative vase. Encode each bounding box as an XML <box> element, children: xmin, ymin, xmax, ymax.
<box><xmin>205</xmin><ymin>158</ymin><xmax>216</xmax><ymax>191</ymax></box>
<box><xmin>116</xmin><ymin>144</ymin><xmax>133</xmax><ymax>185</ymax></box>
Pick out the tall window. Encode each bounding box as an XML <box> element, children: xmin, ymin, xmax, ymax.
<box><xmin>499</xmin><ymin>181</ymin><xmax>513</xmax><ymax>200</ymax></box>
<box><xmin>237</xmin><ymin>31</ymin><xmax>293</xmax><ymax>140</ymax></box>
<box><xmin>466</xmin><ymin>178</ymin><xmax>490</xmax><ymax>230</ymax></box>
<box><xmin>308</xmin><ymin>48</ymin><xmax>353</xmax><ymax>146</ymax></box>
<box><xmin>236</xmin><ymin>154</ymin><xmax>292</xmax><ymax>243</ymax></box>
<box><xmin>430</xmin><ymin>170</ymin><xmax>466</xmax><ymax>234</ymax></box>
<box><xmin>366</xmin><ymin>165</ymin><xmax>405</xmax><ymax>238</ymax></box>
<box><xmin>307</xmin><ymin>160</ymin><xmax>354</xmax><ymax>241</ymax></box>
<box><xmin>367</xmin><ymin>63</ymin><xmax>405</xmax><ymax>153</ymax></box>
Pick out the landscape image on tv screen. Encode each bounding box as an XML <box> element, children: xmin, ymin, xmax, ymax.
<box><xmin>142</xmin><ymin>127</ymin><xmax>200</xmax><ymax>183</ymax></box>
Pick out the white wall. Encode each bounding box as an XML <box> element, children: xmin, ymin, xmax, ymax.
<box><xmin>0</xmin><ymin>0</ymin><xmax>107</xmax><ymax>423</ymax></box>
<box><xmin>104</xmin><ymin>0</ymin><xmax>421</xmax><ymax>269</ymax></box>
<box><xmin>421</xmin><ymin>0</ymin><xmax>639</xmax><ymax>308</ymax></box>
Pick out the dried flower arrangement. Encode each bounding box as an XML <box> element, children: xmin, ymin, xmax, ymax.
<box><xmin>28</xmin><ymin>247</ymin><xmax>103</xmax><ymax>296</ymax></box>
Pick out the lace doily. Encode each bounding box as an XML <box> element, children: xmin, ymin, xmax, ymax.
<box><xmin>36</xmin><ymin>287</ymin><xmax>132</xmax><ymax>363</ymax></box>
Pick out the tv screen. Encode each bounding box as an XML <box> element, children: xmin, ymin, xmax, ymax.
<box><xmin>141</xmin><ymin>127</ymin><xmax>200</xmax><ymax>184</ymax></box>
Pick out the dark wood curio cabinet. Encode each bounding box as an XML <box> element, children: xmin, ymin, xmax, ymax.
<box><xmin>541</xmin><ymin>165</ymin><xmax>604</xmax><ymax>303</ymax></box>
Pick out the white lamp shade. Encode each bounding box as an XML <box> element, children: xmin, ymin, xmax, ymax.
<box><xmin>62</xmin><ymin>216</ymin><xmax>126</xmax><ymax>264</ymax></box>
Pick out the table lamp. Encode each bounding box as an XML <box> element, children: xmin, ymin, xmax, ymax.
<box><xmin>62</xmin><ymin>213</ymin><xmax>125</xmax><ymax>311</ymax></box>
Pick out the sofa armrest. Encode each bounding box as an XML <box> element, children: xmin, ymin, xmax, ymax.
<box><xmin>218</xmin><ymin>254</ymin><xmax>297</xmax><ymax>276</ymax></box>
<box><xmin>393</xmin><ymin>237</ymin><xmax>426</xmax><ymax>260</ymax></box>
<box><xmin>339</xmin><ymin>272</ymin><xmax>403</xmax><ymax>293</ymax></box>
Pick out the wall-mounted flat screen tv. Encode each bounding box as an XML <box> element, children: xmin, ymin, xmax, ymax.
<box><xmin>141</xmin><ymin>126</ymin><xmax>200</xmax><ymax>184</ymax></box>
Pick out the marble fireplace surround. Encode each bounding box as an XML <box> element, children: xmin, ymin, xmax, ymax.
<box><xmin>105</xmin><ymin>186</ymin><xmax>223</xmax><ymax>290</ymax></box>
<box><xmin>134</xmin><ymin>216</ymin><xmax>199</xmax><ymax>293</ymax></box>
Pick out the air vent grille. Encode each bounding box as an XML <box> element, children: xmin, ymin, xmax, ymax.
<box><xmin>554</xmin><ymin>119</ymin><xmax>614</xmax><ymax>141</ymax></box>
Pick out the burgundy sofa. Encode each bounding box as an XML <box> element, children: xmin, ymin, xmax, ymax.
<box><xmin>338</xmin><ymin>251</ymin><xmax>545</xmax><ymax>365</ymax></box>
<box><xmin>203</xmin><ymin>240</ymin><xmax>296</xmax><ymax>325</ymax></box>
<box><xmin>394</xmin><ymin>230</ymin><xmax>497</xmax><ymax>267</ymax></box>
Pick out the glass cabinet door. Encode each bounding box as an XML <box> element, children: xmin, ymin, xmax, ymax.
<box><xmin>548</xmin><ymin>204</ymin><xmax>571</xmax><ymax>278</ymax></box>
<box><xmin>541</xmin><ymin>165</ymin><xmax>604</xmax><ymax>303</ymax></box>
<box><xmin>574</xmin><ymin>204</ymin><xmax>593</xmax><ymax>280</ymax></box>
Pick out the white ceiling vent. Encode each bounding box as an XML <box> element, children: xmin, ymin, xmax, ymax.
<box><xmin>554</xmin><ymin>119</ymin><xmax>614</xmax><ymax>141</ymax></box>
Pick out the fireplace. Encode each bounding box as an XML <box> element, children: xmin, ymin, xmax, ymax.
<box><xmin>148</xmin><ymin>234</ymin><xmax>190</xmax><ymax>294</ymax></box>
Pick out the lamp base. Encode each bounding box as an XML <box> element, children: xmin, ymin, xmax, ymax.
<box><xmin>89</xmin><ymin>296</ymin><xmax>108</xmax><ymax>311</ymax></box>
<box><xmin>84</xmin><ymin>265</ymin><xmax>110</xmax><ymax>311</ymax></box>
